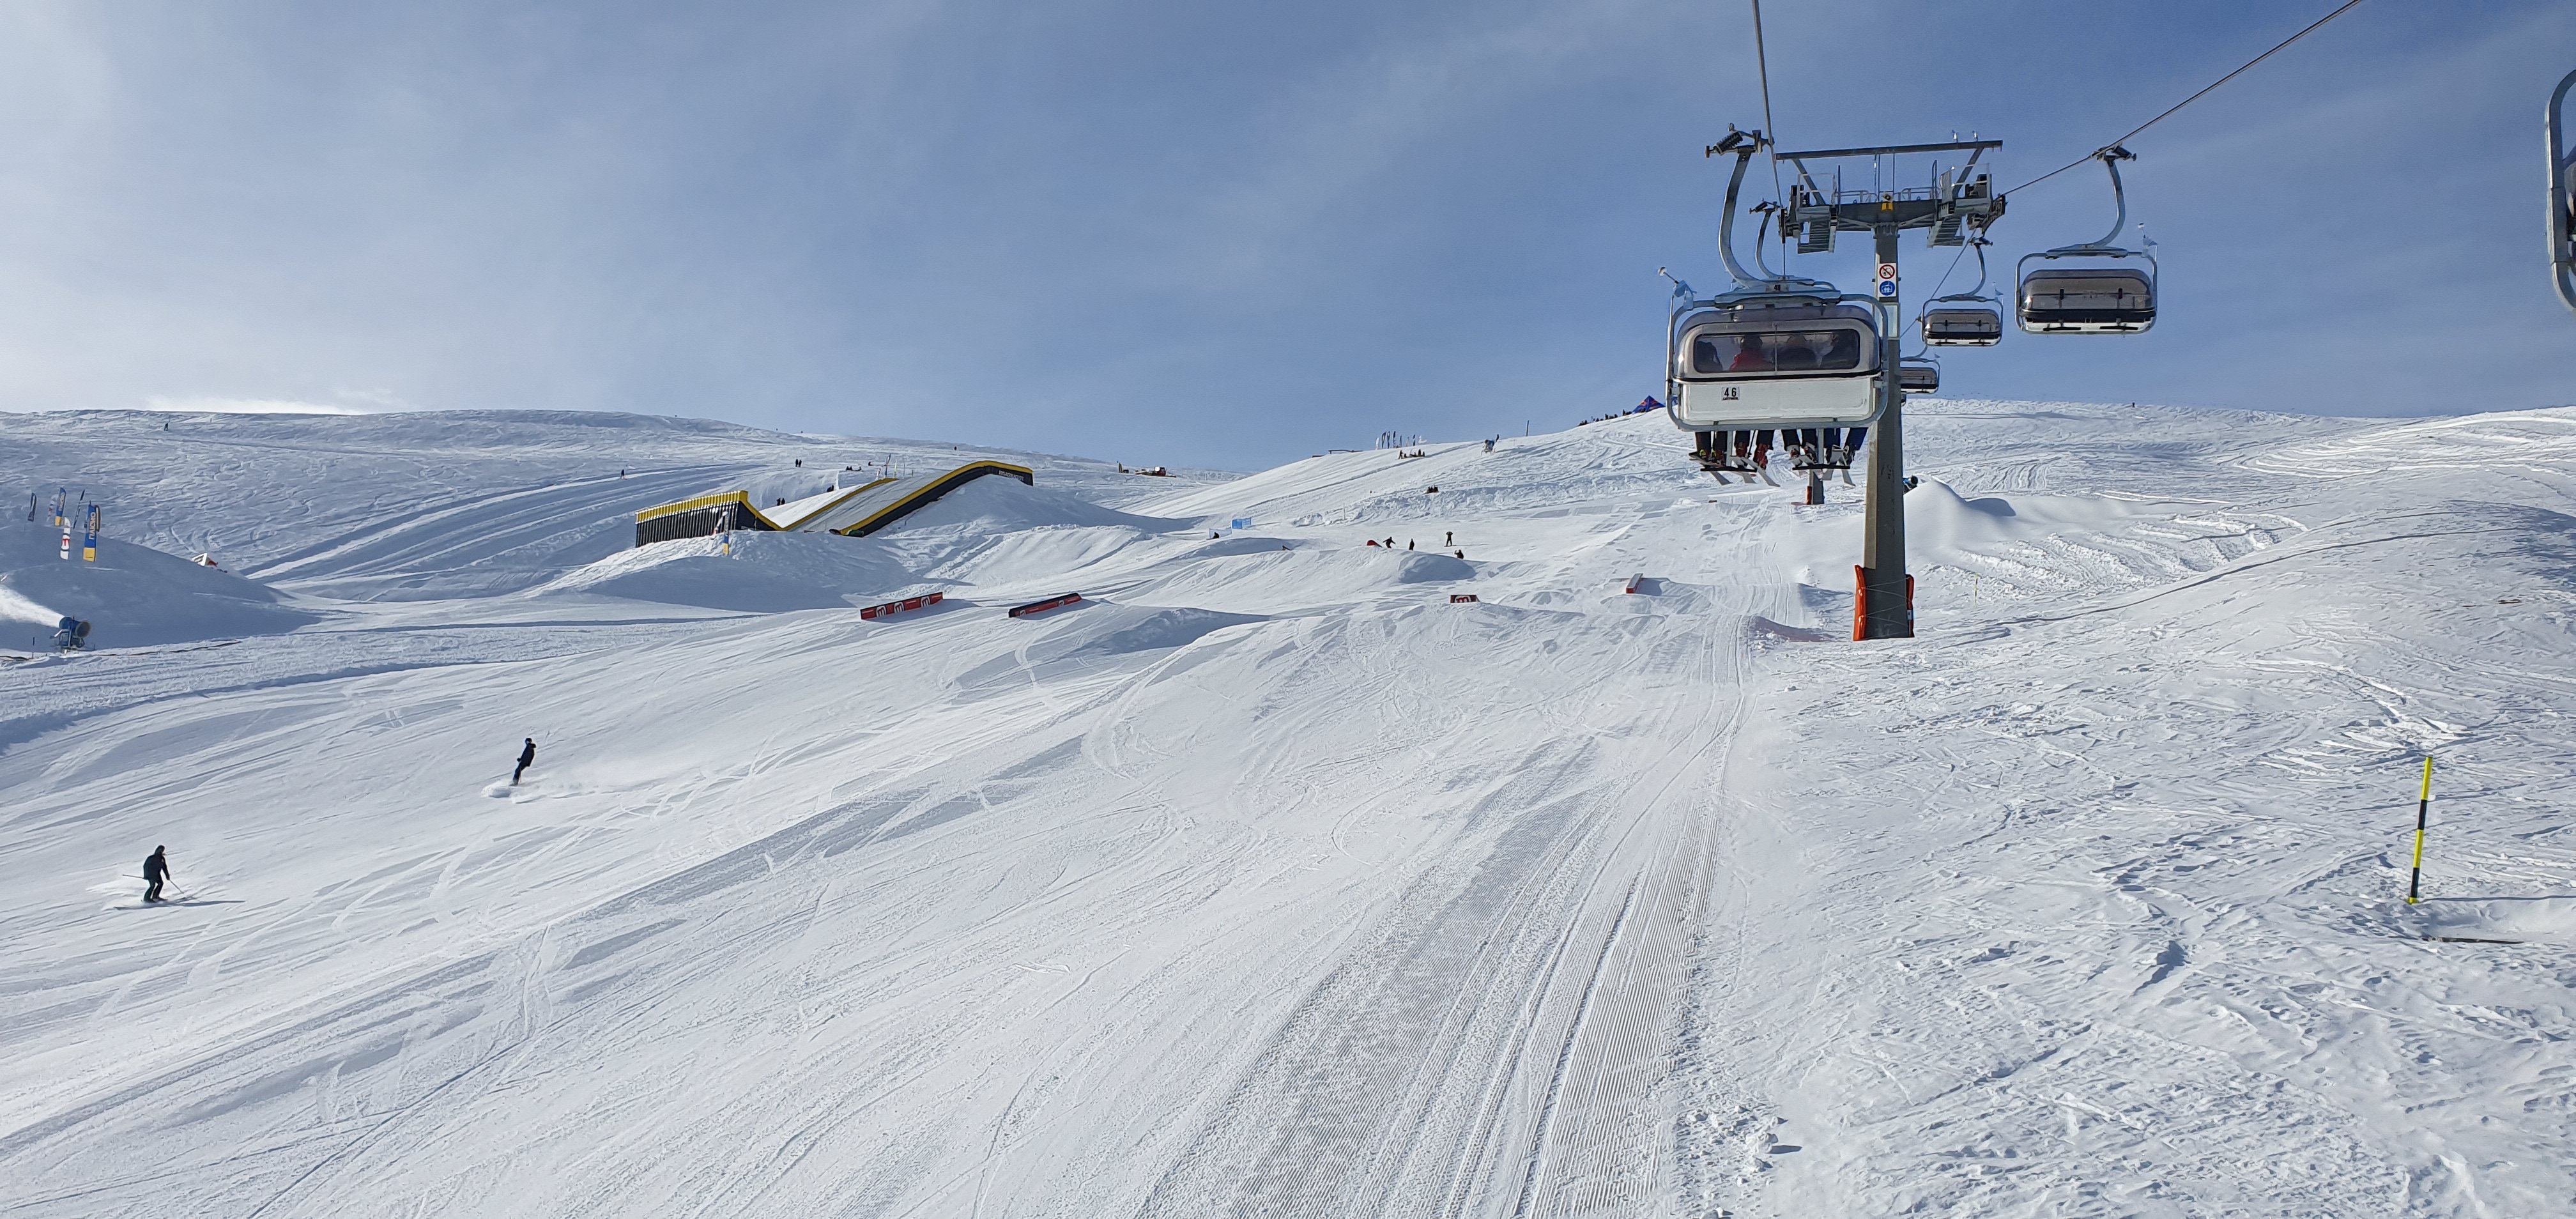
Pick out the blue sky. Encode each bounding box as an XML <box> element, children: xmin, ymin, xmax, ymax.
<box><xmin>1</xmin><ymin>1</ymin><xmax>2568</xmax><ymax>468</ymax></box>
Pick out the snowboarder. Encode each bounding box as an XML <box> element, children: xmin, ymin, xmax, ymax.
<box><xmin>1383</xmin><ymin>537</ymin><xmax>1394</xmax><ymax>548</ymax></box>
<box><xmin>1445</xmin><ymin>531</ymin><xmax>1453</xmax><ymax>546</ymax></box>
<box><xmin>1406</xmin><ymin>540</ymin><xmax>1414</xmax><ymax>550</ymax></box>
<box><xmin>142</xmin><ymin>845</ymin><xmax>171</xmax><ymax>903</ymax></box>
<box><xmin>1454</xmin><ymin>549</ymin><xmax>1465</xmax><ymax>559</ymax></box>
<box><xmin>512</xmin><ymin>738</ymin><xmax>537</xmax><ymax>786</ymax></box>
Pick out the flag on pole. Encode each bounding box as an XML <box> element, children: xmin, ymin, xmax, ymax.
<box><xmin>82</xmin><ymin>505</ymin><xmax>102</xmax><ymax>562</ymax></box>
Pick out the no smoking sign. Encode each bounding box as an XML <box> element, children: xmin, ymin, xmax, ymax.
<box><xmin>1875</xmin><ymin>262</ymin><xmax>1899</xmax><ymax>298</ymax></box>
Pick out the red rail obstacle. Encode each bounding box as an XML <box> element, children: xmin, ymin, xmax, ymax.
<box><xmin>1009</xmin><ymin>592</ymin><xmax>1084</xmax><ymax>618</ymax></box>
<box><xmin>859</xmin><ymin>592</ymin><xmax>944</xmax><ymax>620</ymax></box>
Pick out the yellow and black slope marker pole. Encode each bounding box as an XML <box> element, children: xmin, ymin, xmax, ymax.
<box><xmin>2407</xmin><ymin>757</ymin><xmax>2434</xmax><ymax>905</ymax></box>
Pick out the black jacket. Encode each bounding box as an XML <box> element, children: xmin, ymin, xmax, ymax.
<box><xmin>143</xmin><ymin>852</ymin><xmax>167</xmax><ymax>882</ymax></box>
<box><xmin>517</xmin><ymin>743</ymin><xmax>537</xmax><ymax>765</ymax></box>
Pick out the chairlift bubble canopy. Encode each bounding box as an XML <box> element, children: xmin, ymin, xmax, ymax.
<box><xmin>1897</xmin><ymin>358</ymin><xmax>1941</xmax><ymax>394</ymax></box>
<box><xmin>1669</xmin><ymin>298</ymin><xmax>1883</xmax><ymax>429</ymax></box>
<box><xmin>1922</xmin><ymin>304</ymin><xmax>2003</xmax><ymax>346</ymax></box>
<box><xmin>2018</xmin><ymin>264</ymin><xmax>2155</xmax><ymax>333</ymax></box>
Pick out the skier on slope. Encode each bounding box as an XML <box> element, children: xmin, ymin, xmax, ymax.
<box><xmin>142</xmin><ymin>845</ymin><xmax>172</xmax><ymax>903</ymax></box>
<box><xmin>512</xmin><ymin>737</ymin><xmax>537</xmax><ymax>786</ymax></box>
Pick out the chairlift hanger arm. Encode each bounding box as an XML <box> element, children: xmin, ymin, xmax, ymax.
<box><xmin>2550</xmin><ymin>69</ymin><xmax>2576</xmax><ymax>316</ymax></box>
<box><xmin>1706</xmin><ymin>125</ymin><xmax>1832</xmax><ymax>294</ymax></box>
<box><xmin>2090</xmin><ymin>148</ymin><xmax>2133</xmax><ymax>250</ymax></box>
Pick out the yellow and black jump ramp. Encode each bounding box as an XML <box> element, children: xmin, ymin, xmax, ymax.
<box><xmin>634</xmin><ymin>461</ymin><xmax>1035</xmax><ymax>548</ymax></box>
<box><xmin>633</xmin><ymin>491</ymin><xmax>792</xmax><ymax>547</ymax></box>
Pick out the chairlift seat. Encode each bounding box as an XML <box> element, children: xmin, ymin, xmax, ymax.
<box><xmin>2018</xmin><ymin>266</ymin><xmax>2155</xmax><ymax>334</ymax></box>
<box><xmin>1669</xmin><ymin>302</ymin><xmax>1883</xmax><ymax>428</ymax></box>
<box><xmin>1922</xmin><ymin>305</ymin><xmax>2002</xmax><ymax>346</ymax></box>
<box><xmin>1898</xmin><ymin>361</ymin><xmax>1941</xmax><ymax>394</ymax></box>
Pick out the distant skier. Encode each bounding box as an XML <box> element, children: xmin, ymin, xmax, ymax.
<box><xmin>1406</xmin><ymin>540</ymin><xmax>1414</xmax><ymax>550</ymax></box>
<box><xmin>512</xmin><ymin>738</ymin><xmax>537</xmax><ymax>786</ymax></box>
<box><xmin>142</xmin><ymin>845</ymin><xmax>171</xmax><ymax>903</ymax></box>
<box><xmin>1445</xmin><ymin>531</ymin><xmax>1453</xmax><ymax>546</ymax></box>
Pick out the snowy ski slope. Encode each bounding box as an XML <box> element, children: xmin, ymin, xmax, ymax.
<box><xmin>0</xmin><ymin>402</ymin><xmax>2571</xmax><ymax>1218</ymax></box>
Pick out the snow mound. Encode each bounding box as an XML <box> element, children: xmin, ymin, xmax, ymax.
<box><xmin>2405</xmin><ymin>896</ymin><xmax>2576</xmax><ymax>946</ymax></box>
<box><xmin>954</xmin><ymin>602</ymin><xmax>1265</xmax><ymax>690</ymax></box>
<box><xmin>531</xmin><ymin>533</ymin><xmax>915</xmax><ymax>613</ymax></box>
<box><xmin>1903</xmin><ymin>479</ymin><xmax>2150</xmax><ymax>556</ymax></box>
<box><xmin>0</xmin><ymin>523</ymin><xmax>316</xmax><ymax>648</ymax></box>
<box><xmin>1126</xmin><ymin>546</ymin><xmax>1472</xmax><ymax>615</ymax></box>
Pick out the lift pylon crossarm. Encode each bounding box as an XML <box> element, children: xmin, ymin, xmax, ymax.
<box><xmin>1775</xmin><ymin>141</ymin><xmax>2005</xmax><ymax>254</ymax></box>
<box><xmin>1775</xmin><ymin>139</ymin><xmax>2003</xmax><ymax>160</ymax></box>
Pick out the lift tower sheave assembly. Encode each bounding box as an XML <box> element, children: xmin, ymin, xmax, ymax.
<box><xmin>1777</xmin><ymin>138</ymin><xmax>2004</xmax><ymax>640</ymax></box>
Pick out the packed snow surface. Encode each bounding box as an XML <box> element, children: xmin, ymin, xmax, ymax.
<box><xmin>1</xmin><ymin>403</ymin><xmax>2572</xmax><ymax>1218</ymax></box>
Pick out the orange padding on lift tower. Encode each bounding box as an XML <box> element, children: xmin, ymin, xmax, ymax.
<box><xmin>1851</xmin><ymin>565</ymin><xmax>1916</xmax><ymax>640</ymax></box>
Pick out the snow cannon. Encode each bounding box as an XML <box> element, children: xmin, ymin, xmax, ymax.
<box><xmin>51</xmin><ymin>617</ymin><xmax>92</xmax><ymax>652</ymax></box>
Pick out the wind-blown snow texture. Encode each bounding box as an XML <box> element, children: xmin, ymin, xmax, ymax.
<box><xmin>0</xmin><ymin>403</ymin><xmax>2570</xmax><ymax>1218</ymax></box>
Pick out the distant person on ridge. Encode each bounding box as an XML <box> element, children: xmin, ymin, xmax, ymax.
<box><xmin>513</xmin><ymin>738</ymin><xmax>537</xmax><ymax>786</ymax></box>
<box><xmin>142</xmin><ymin>845</ymin><xmax>172</xmax><ymax>903</ymax></box>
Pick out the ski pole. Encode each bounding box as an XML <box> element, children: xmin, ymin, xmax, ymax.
<box><xmin>2406</xmin><ymin>756</ymin><xmax>2433</xmax><ymax>904</ymax></box>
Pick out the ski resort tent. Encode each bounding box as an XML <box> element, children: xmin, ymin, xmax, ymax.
<box><xmin>634</xmin><ymin>461</ymin><xmax>1035</xmax><ymax>547</ymax></box>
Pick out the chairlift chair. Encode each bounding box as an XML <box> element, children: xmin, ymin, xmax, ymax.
<box><xmin>1898</xmin><ymin>358</ymin><xmax>1941</xmax><ymax>394</ymax></box>
<box><xmin>1922</xmin><ymin>305</ymin><xmax>2004</xmax><ymax>346</ymax></box>
<box><xmin>1921</xmin><ymin>238</ymin><xmax>2005</xmax><ymax>346</ymax></box>
<box><xmin>2017</xmin><ymin>147</ymin><xmax>2157</xmax><ymax>335</ymax></box>
<box><xmin>1662</xmin><ymin>128</ymin><xmax>1887</xmax><ymax>436</ymax></box>
<box><xmin>1671</xmin><ymin>300</ymin><xmax>1883</xmax><ymax>429</ymax></box>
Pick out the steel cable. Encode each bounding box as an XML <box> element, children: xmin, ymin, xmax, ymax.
<box><xmin>2004</xmin><ymin>0</ymin><xmax>2368</xmax><ymax>195</ymax></box>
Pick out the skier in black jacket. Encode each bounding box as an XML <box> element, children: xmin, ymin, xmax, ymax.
<box><xmin>512</xmin><ymin>738</ymin><xmax>537</xmax><ymax>786</ymax></box>
<box><xmin>143</xmin><ymin>846</ymin><xmax>171</xmax><ymax>903</ymax></box>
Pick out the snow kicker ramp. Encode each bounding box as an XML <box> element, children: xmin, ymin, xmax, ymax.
<box><xmin>632</xmin><ymin>461</ymin><xmax>1034</xmax><ymax>545</ymax></box>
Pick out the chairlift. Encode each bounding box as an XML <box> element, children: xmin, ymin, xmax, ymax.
<box><xmin>2017</xmin><ymin>146</ymin><xmax>2156</xmax><ymax>335</ymax></box>
<box><xmin>1922</xmin><ymin>306</ymin><xmax>2003</xmax><ymax>346</ymax></box>
<box><xmin>1898</xmin><ymin>358</ymin><xmax>1941</xmax><ymax>394</ymax></box>
<box><xmin>1663</xmin><ymin>126</ymin><xmax>1886</xmax><ymax>445</ymax></box>
<box><xmin>1921</xmin><ymin>238</ymin><xmax>2004</xmax><ymax>347</ymax></box>
<box><xmin>1673</xmin><ymin>300</ymin><xmax>1883</xmax><ymax>429</ymax></box>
